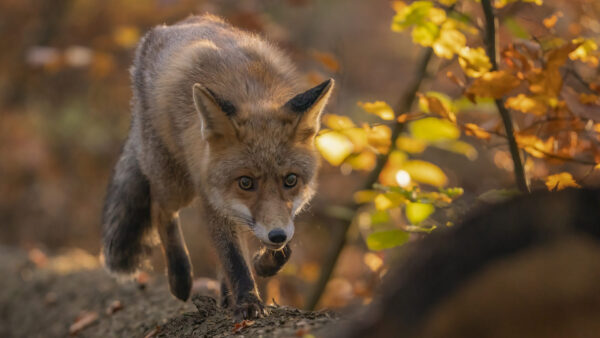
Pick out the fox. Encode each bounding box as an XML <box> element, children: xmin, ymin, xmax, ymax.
<box><xmin>101</xmin><ymin>14</ymin><xmax>334</xmax><ymax>319</ymax></box>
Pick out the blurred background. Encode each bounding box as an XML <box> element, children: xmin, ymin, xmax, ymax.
<box><xmin>1</xmin><ymin>0</ymin><xmax>599</xmax><ymax>311</ymax></box>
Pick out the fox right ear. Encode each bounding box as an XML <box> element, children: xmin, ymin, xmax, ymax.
<box><xmin>192</xmin><ymin>83</ymin><xmax>237</xmax><ymax>139</ymax></box>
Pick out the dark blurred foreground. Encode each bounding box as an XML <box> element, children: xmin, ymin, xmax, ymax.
<box><xmin>337</xmin><ymin>188</ymin><xmax>600</xmax><ymax>338</ymax></box>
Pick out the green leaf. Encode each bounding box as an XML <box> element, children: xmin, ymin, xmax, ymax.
<box><xmin>478</xmin><ymin>189</ymin><xmax>521</xmax><ymax>204</ymax></box>
<box><xmin>371</xmin><ymin>210</ymin><xmax>390</xmax><ymax>225</ymax></box>
<box><xmin>503</xmin><ymin>18</ymin><xmax>530</xmax><ymax>39</ymax></box>
<box><xmin>406</xmin><ymin>202</ymin><xmax>435</xmax><ymax>224</ymax></box>
<box><xmin>410</xmin><ymin>117</ymin><xmax>460</xmax><ymax>142</ymax></box>
<box><xmin>391</xmin><ymin>1</ymin><xmax>434</xmax><ymax>32</ymax></box>
<box><xmin>412</xmin><ymin>21</ymin><xmax>440</xmax><ymax>46</ymax></box>
<box><xmin>366</xmin><ymin>229</ymin><xmax>410</xmax><ymax>251</ymax></box>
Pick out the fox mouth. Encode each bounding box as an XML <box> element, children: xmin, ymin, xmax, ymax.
<box><xmin>263</xmin><ymin>242</ymin><xmax>286</xmax><ymax>250</ymax></box>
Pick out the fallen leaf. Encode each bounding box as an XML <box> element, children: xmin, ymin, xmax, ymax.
<box><xmin>144</xmin><ymin>327</ymin><xmax>160</xmax><ymax>338</ymax></box>
<box><xmin>69</xmin><ymin>311</ymin><xmax>99</xmax><ymax>335</ymax></box>
<box><xmin>28</xmin><ymin>248</ymin><xmax>48</xmax><ymax>268</ymax></box>
<box><xmin>106</xmin><ymin>300</ymin><xmax>123</xmax><ymax>315</ymax></box>
<box><xmin>232</xmin><ymin>320</ymin><xmax>255</xmax><ymax>333</ymax></box>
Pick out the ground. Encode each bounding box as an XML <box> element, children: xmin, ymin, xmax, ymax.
<box><xmin>0</xmin><ymin>246</ymin><xmax>339</xmax><ymax>337</ymax></box>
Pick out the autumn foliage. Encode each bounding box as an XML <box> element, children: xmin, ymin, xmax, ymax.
<box><xmin>315</xmin><ymin>0</ymin><xmax>600</xmax><ymax>251</ymax></box>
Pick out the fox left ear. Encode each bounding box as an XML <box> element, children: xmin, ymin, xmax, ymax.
<box><xmin>285</xmin><ymin>79</ymin><xmax>334</xmax><ymax>142</ymax></box>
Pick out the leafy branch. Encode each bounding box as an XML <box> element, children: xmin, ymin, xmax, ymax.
<box><xmin>305</xmin><ymin>47</ymin><xmax>434</xmax><ymax>311</ymax></box>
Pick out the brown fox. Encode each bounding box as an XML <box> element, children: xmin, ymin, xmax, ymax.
<box><xmin>101</xmin><ymin>14</ymin><xmax>333</xmax><ymax>319</ymax></box>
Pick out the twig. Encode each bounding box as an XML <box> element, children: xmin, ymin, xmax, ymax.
<box><xmin>481</xmin><ymin>0</ymin><xmax>530</xmax><ymax>193</ymax></box>
<box><xmin>304</xmin><ymin>47</ymin><xmax>434</xmax><ymax>311</ymax></box>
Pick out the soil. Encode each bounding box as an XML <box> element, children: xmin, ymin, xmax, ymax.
<box><xmin>0</xmin><ymin>246</ymin><xmax>340</xmax><ymax>337</ymax></box>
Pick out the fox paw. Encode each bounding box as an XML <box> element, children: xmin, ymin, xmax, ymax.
<box><xmin>234</xmin><ymin>293</ymin><xmax>267</xmax><ymax>320</ymax></box>
<box><xmin>253</xmin><ymin>244</ymin><xmax>292</xmax><ymax>277</ymax></box>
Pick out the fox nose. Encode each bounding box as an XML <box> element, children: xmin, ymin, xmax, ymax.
<box><xmin>268</xmin><ymin>229</ymin><xmax>287</xmax><ymax>244</ymax></box>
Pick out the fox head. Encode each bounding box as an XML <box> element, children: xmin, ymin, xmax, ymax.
<box><xmin>191</xmin><ymin>79</ymin><xmax>334</xmax><ymax>249</ymax></box>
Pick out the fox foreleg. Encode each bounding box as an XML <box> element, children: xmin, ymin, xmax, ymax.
<box><xmin>207</xmin><ymin>207</ymin><xmax>265</xmax><ymax>320</ymax></box>
<box><xmin>253</xmin><ymin>244</ymin><xmax>292</xmax><ymax>277</ymax></box>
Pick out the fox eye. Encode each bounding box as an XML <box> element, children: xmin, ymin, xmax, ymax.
<box><xmin>238</xmin><ymin>176</ymin><xmax>254</xmax><ymax>190</ymax></box>
<box><xmin>283</xmin><ymin>174</ymin><xmax>297</xmax><ymax>188</ymax></box>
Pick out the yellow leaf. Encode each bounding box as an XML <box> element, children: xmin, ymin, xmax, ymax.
<box><xmin>358</xmin><ymin>101</ymin><xmax>395</xmax><ymax>120</ymax></box>
<box><xmin>410</xmin><ymin>117</ymin><xmax>460</xmax><ymax>142</ymax></box>
<box><xmin>458</xmin><ymin>47</ymin><xmax>492</xmax><ymax>78</ymax></box>
<box><xmin>569</xmin><ymin>38</ymin><xmax>599</xmax><ymax>67</ymax></box>
<box><xmin>323</xmin><ymin>114</ymin><xmax>355</xmax><ymax>130</ymax></box>
<box><xmin>341</xmin><ymin>128</ymin><xmax>368</xmax><ymax>152</ymax></box>
<box><xmin>427</xmin><ymin>7</ymin><xmax>447</xmax><ymax>25</ymax></box>
<box><xmin>315</xmin><ymin>131</ymin><xmax>354</xmax><ymax>166</ymax></box>
<box><xmin>466</xmin><ymin>70</ymin><xmax>520</xmax><ymax>99</ymax></box>
<box><xmin>544</xmin><ymin>172</ymin><xmax>580</xmax><ymax>191</ymax></box>
<box><xmin>463</xmin><ymin>123</ymin><xmax>491</xmax><ymax>140</ymax></box>
<box><xmin>345</xmin><ymin>151</ymin><xmax>376</xmax><ymax>171</ymax></box>
<box><xmin>365</xmin><ymin>124</ymin><xmax>392</xmax><ymax>153</ymax></box>
<box><xmin>505</xmin><ymin>94</ymin><xmax>547</xmax><ymax>115</ymax></box>
<box><xmin>434</xmin><ymin>140</ymin><xmax>478</xmax><ymax>160</ymax></box>
<box><xmin>396</xmin><ymin>135</ymin><xmax>427</xmax><ymax>153</ymax></box>
<box><xmin>433</xmin><ymin>23</ymin><xmax>466</xmax><ymax>59</ymax></box>
<box><xmin>374</xmin><ymin>193</ymin><xmax>404</xmax><ymax>210</ymax></box>
<box><xmin>406</xmin><ymin>202</ymin><xmax>435</xmax><ymax>224</ymax></box>
<box><xmin>353</xmin><ymin>190</ymin><xmax>378</xmax><ymax>204</ymax></box>
<box><xmin>515</xmin><ymin>134</ymin><xmax>554</xmax><ymax>158</ymax></box>
<box><xmin>401</xmin><ymin>160</ymin><xmax>448</xmax><ymax>187</ymax></box>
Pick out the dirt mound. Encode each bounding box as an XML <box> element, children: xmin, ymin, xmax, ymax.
<box><xmin>0</xmin><ymin>246</ymin><xmax>339</xmax><ymax>337</ymax></box>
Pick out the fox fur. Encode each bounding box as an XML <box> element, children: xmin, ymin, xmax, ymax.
<box><xmin>101</xmin><ymin>14</ymin><xmax>334</xmax><ymax>319</ymax></box>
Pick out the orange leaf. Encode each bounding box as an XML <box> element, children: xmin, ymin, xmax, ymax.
<box><xmin>505</xmin><ymin>94</ymin><xmax>547</xmax><ymax>116</ymax></box>
<box><xmin>69</xmin><ymin>311</ymin><xmax>99</xmax><ymax>335</ymax></box>
<box><xmin>466</xmin><ymin>70</ymin><xmax>520</xmax><ymax>99</ymax></box>
<box><xmin>421</xmin><ymin>95</ymin><xmax>456</xmax><ymax>123</ymax></box>
<box><xmin>544</xmin><ymin>172</ymin><xmax>580</xmax><ymax>191</ymax></box>
<box><xmin>543</xmin><ymin>13</ymin><xmax>562</xmax><ymax>29</ymax></box>
<box><xmin>463</xmin><ymin>123</ymin><xmax>491</xmax><ymax>140</ymax></box>
<box><xmin>579</xmin><ymin>93</ymin><xmax>599</xmax><ymax>105</ymax></box>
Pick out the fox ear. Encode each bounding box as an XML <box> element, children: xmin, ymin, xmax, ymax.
<box><xmin>286</xmin><ymin>79</ymin><xmax>334</xmax><ymax>142</ymax></box>
<box><xmin>192</xmin><ymin>83</ymin><xmax>237</xmax><ymax>139</ymax></box>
